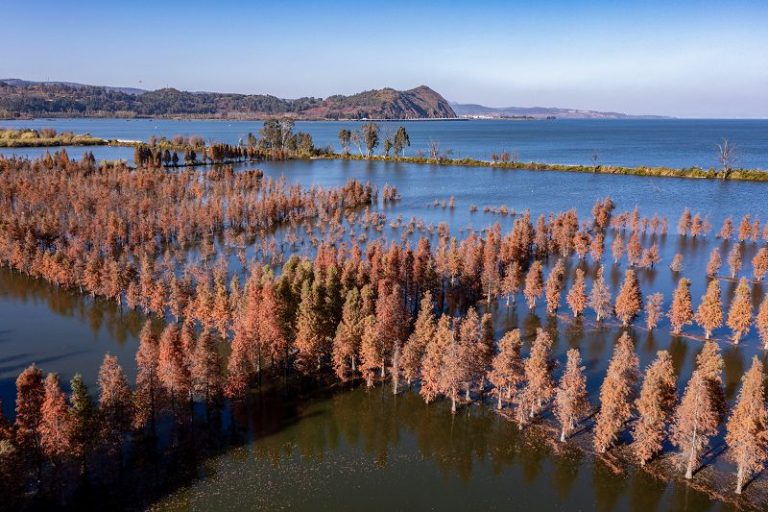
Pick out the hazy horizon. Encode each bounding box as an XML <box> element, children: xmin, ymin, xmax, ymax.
<box><xmin>4</xmin><ymin>0</ymin><xmax>767</xmax><ymax>118</ymax></box>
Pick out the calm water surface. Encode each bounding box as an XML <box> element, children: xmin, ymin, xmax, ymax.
<box><xmin>1</xmin><ymin>118</ymin><xmax>767</xmax><ymax>168</ymax></box>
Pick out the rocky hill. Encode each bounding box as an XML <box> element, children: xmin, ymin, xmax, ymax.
<box><xmin>0</xmin><ymin>80</ymin><xmax>456</xmax><ymax>120</ymax></box>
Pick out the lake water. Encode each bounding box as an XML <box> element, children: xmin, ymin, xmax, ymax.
<box><xmin>1</xmin><ymin>118</ymin><xmax>767</xmax><ymax>169</ymax></box>
<box><xmin>1</xmin><ymin>120</ymin><xmax>768</xmax><ymax>510</ymax></box>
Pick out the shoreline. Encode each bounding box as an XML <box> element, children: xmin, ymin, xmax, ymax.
<box><xmin>492</xmin><ymin>407</ymin><xmax>768</xmax><ymax>511</ymax></box>
<box><xmin>3</xmin><ymin>137</ymin><xmax>768</xmax><ymax>183</ymax></box>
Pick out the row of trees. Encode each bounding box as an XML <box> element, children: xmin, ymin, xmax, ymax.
<box><xmin>338</xmin><ymin>125</ymin><xmax>410</xmax><ymax>157</ymax></box>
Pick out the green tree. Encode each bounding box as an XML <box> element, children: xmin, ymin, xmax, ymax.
<box><xmin>361</xmin><ymin>122</ymin><xmax>379</xmax><ymax>157</ymax></box>
<box><xmin>393</xmin><ymin>127</ymin><xmax>410</xmax><ymax>157</ymax></box>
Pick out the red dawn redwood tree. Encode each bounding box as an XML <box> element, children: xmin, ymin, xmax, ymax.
<box><xmin>589</xmin><ymin>265</ymin><xmax>612</xmax><ymax>321</ymax></box>
<box><xmin>226</xmin><ymin>327</ymin><xmax>253</xmax><ymax>400</ymax></box>
<box><xmin>753</xmin><ymin>247</ymin><xmax>768</xmax><ymax>281</ymax></box>
<box><xmin>706</xmin><ymin>249</ymin><xmax>722</xmax><ymax>277</ymax></box>
<box><xmin>614</xmin><ymin>269</ymin><xmax>642</xmax><ymax>327</ymax></box>
<box><xmin>191</xmin><ymin>331</ymin><xmax>224</xmax><ymax>403</ymax></box>
<box><xmin>593</xmin><ymin>333</ymin><xmax>640</xmax><ymax>453</ymax></box>
<box><xmin>39</xmin><ymin>373</ymin><xmax>73</xmax><ymax>465</ymax></box>
<box><xmin>695</xmin><ymin>279</ymin><xmax>723</xmax><ymax>340</ymax></box>
<box><xmin>157</xmin><ymin>324</ymin><xmax>191</xmax><ymax>408</ymax></box>
<box><xmin>728</xmin><ymin>243</ymin><xmax>743</xmax><ymax>279</ymax></box>
<box><xmin>544</xmin><ymin>260</ymin><xmax>566</xmax><ymax>315</ymax></box>
<box><xmin>420</xmin><ymin>315</ymin><xmax>451</xmax><ymax>404</ymax></box>
<box><xmin>14</xmin><ymin>365</ymin><xmax>45</xmax><ymax>467</ymax></box>
<box><xmin>359</xmin><ymin>315</ymin><xmax>380</xmax><ymax>387</ymax></box>
<box><xmin>401</xmin><ymin>291</ymin><xmax>436</xmax><ymax>386</ymax></box>
<box><xmin>566</xmin><ymin>268</ymin><xmax>588</xmax><ymax>318</ymax></box>
<box><xmin>97</xmin><ymin>354</ymin><xmax>132</xmax><ymax>456</ymax></box>
<box><xmin>332</xmin><ymin>288</ymin><xmax>364</xmax><ymax>382</ymax></box>
<box><xmin>133</xmin><ymin>320</ymin><xmax>160</xmax><ymax>431</ymax></box>
<box><xmin>645</xmin><ymin>292</ymin><xmax>664</xmax><ymax>331</ymax></box>
<box><xmin>554</xmin><ymin>348</ymin><xmax>590</xmax><ymax>442</ymax></box>
<box><xmin>631</xmin><ymin>350</ymin><xmax>676</xmax><ymax>466</ymax></box>
<box><xmin>68</xmin><ymin>374</ymin><xmax>95</xmax><ymax>475</ymax></box>
<box><xmin>523</xmin><ymin>261</ymin><xmax>544</xmax><ymax>310</ymax></box>
<box><xmin>440</xmin><ymin>322</ymin><xmax>464</xmax><ymax>414</ymax></box>
<box><xmin>516</xmin><ymin>328</ymin><xmax>555</xmax><ymax>425</ymax></box>
<box><xmin>725</xmin><ymin>357</ymin><xmax>768</xmax><ymax>495</ymax></box>
<box><xmin>757</xmin><ymin>294</ymin><xmax>768</xmax><ymax>349</ymax></box>
<box><xmin>727</xmin><ymin>277</ymin><xmax>753</xmax><ymax>343</ymax></box>
<box><xmin>488</xmin><ymin>329</ymin><xmax>524</xmax><ymax>410</ymax></box>
<box><xmin>672</xmin><ymin>370</ymin><xmax>720</xmax><ymax>480</ymax></box>
<box><xmin>668</xmin><ymin>277</ymin><xmax>693</xmax><ymax>335</ymax></box>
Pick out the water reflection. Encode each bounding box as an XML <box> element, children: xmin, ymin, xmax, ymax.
<box><xmin>149</xmin><ymin>386</ymin><xmax>737</xmax><ymax>512</ymax></box>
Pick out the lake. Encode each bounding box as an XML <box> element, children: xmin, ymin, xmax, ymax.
<box><xmin>1</xmin><ymin>118</ymin><xmax>767</xmax><ymax>169</ymax></box>
<box><xmin>1</xmin><ymin>120</ymin><xmax>768</xmax><ymax>510</ymax></box>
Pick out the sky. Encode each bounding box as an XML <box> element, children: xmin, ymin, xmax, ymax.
<box><xmin>3</xmin><ymin>0</ymin><xmax>767</xmax><ymax>118</ymax></box>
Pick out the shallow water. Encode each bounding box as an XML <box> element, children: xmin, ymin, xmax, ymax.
<box><xmin>149</xmin><ymin>388</ymin><xmax>737</xmax><ymax>512</ymax></box>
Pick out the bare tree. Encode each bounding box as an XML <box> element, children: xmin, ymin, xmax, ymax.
<box><xmin>717</xmin><ymin>138</ymin><xmax>737</xmax><ymax>180</ymax></box>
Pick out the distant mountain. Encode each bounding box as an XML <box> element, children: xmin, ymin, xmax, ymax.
<box><xmin>0</xmin><ymin>78</ymin><xmax>146</xmax><ymax>96</ymax></box>
<box><xmin>451</xmin><ymin>102</ymin><xmax>669</xmax><ymax>120</ymax></box>
<box><xmin>0</xmin><ymin>79</ymin><xmax>456</xmax><ymax>120</ymax></box>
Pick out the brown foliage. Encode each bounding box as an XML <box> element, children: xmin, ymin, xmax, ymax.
<box><xmin>632</xmin><ymin>351</ymin><xmax>676</xmax><ymax>466</ymax></box>
<box><xmin>554</xmin><ymin>349</ymin><xmax>590</xmax><ymax>442</ymax></box>
<box><xmin>668</xmin><ymin>278</ymin><xmax>693</xmax><ymax>335</ymax></box>
<box><xmin>614</xmin><ymin>269</ymin><xmax>642</xmax><ymax>327</ymax></box>
<box><xmin>593</xmin><ymin>333</ymin><xmax>639</xmax><ymax>453</ymax></box>
<box><xmin>727</xmin><ymin>277</ymin><xmax>752</xmax><ymax>343</ymax></box>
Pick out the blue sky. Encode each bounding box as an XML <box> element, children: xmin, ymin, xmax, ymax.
<box><xmin>3</xmin><ymin>0</ymin><xmax>767</xmax><ymax>117</ymax></box>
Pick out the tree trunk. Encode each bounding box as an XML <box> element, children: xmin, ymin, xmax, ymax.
<box><xmin>736</xmin><ymin>464</ymin><xmax>744</xmax><ymax>494</ymax></box>
<box><xmin>685</xmin><ymin>431</ymin><xmax>698</xmax><ymax>479</ymax></box>
<box><xmin>497</xmin><ymin>392</ymin><xmax>503</xmax><ymax>410</ymax></box>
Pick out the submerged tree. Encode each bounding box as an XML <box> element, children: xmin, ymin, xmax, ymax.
<box><xmin>554</xmin><ymin>349</ymin><xmax>590</xmax><ymax>442</ymax></box>
<box><xmin>544</xmin><ymin>261</ymin><xmax>565</xmax><ymax>315</ymax></box>
<box><xmin>668</xmin><ymin>277</ymin><xmax>693</xmax><ymax>335</ymax></box>
<box><xmin>672</xmin><ymin>370</ymin><xmax>720</xmax><ymax>479</ymax></box>
<box><xmin>706</xmin><ymin>249</ymin><xmax>722</xmax><ymax>277</ymax></box>
<box><xmin>645</xmin><ymin>292</ymin><xmax>664</xmax><ymax>331</ymax></box>
<box><xmin>488</xmin><ymin>329</ymin><xmax>524</xmax><ymax>410</ymax></box>
<box><xmin>695</xmin><ymin>279</ymin><xmax>723</xmax><ymax>340</ymax></box>
<box><xmin>593</xmin><ymin>333</ymin><xmax>640</xmax><ymax>453</ymax></box>
<box><xmin>727</xmin><ymin>277</ymin><xmax>752</xmax><ymax>343</ymax></box>
<box><xmin>614</xmin><ymin>269</ymin><xmax>642</xmax><ymax>327</ymax></box>
<box><xmin>14</xmin><ymin>365</ymin><xmax>44</xmax><ymax>471</ymax></box>
<box><xmin>632</xmin><ymin>351</ymin><xmax>676</xmax><ymax>466</ymax></box>
<box><xmin>589</xmin><ymin>265</ymin><xmax>612</xmax><ymax>321</ymax></box>
<box><xmin>757</xmin><ymin>294</ymin><xmax>768</xmax><ymax>349</ymax></box>
<box><xmin>725</xmin><ymin>357</ymin><xmax>768</xmax><ymax>495</ymax></box>
<box><xmin>420</xmin><ymin>315</ymin><xmax>450</xmax><ymax>403</ymax></box>
<box><xmin>566</xmin><ymin>268</ymin><xmax>588</xmax><ymax>318</ymax></box>
<box><xmin>68</xmin><ymin>374</ymin><xmax>95</xmax><ymax>475</ymax></box>
<box><xmin>402</xmin><ymin>292</ymin><xmax>436</xmax><ymax>386</ymax></box>
<box><xmin>97</xmin><ymin>354</ymin><xmax>132</xmax><ymax>456</ymax></box>
<box><xmin>39</xmin><ymin>373</ymin><xmax>73</xmax><ymax>467</ymax></box>
<box><xmin>332</xmin><ymin>288</ymin><xmax>364</xmax><ymax>382</ymax></box>
<box><xmin>523</xmin><ymin>261</ymin><xmax>544</xmax><ymax>310</ymax></box>
<box><xmin>516</xmin><ymin>328</ymin><xmax>554</xmax><ymax>425</ymax></box>
<box><xmin>133</xmin><ymin>321</ymin><xmax>160</xmax><ymax>431</ymax></box>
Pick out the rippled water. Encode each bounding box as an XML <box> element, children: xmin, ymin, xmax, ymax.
<box><xmin>1</xmin><ymin>118</ymin><xmax>767</xmax><ymax>168</ymax></box>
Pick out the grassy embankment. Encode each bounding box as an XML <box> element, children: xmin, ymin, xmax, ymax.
<box><xmin>0</xmin><ymin>128</ymin><xmax>108</xmax><ymax>147</ymax></box>
<box><xmin>4</xmin><ymin>129</ymin><xmax>767</xmax><ymax>182</ymax></box>
<box><xmin>321</xmin><ymin>153</ymin><xmax>768</xmax><ymax>182</ymax></box>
